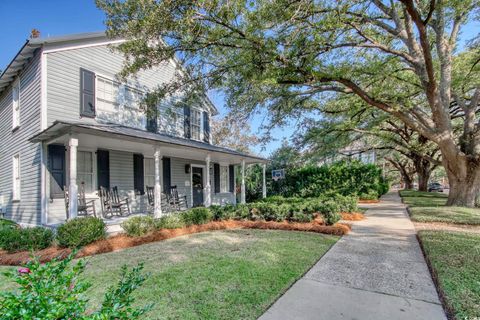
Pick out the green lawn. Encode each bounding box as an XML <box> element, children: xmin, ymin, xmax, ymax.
<box><xmin>399</xmin><ymin>190</ymin><xmax>480</xmax><ymax>225</ymax></box>
<box><xmin>419</xmin><ymin>231</ymin><xmax>480</xmax><ymax>319</ymax></box>
<box><xmin>0</xmin><ymin>229</ymin><xmax>338</xmax><ymax>320</ymax></box>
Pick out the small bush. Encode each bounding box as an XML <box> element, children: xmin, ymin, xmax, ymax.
<box><xmin>121</xmin><ymin>216</ymin><xmax>156</xmax><ymax>237</ymax></box>
<box><xmin>0</xmin><ymin>227</ymin><xmax>54</xmax><ymax>253</ymax></box>
<box><xmin>0</xmin><ymin>253</ymin><xmax>152</xmax><ymax>319</ymax></box>
<box><xmin>56</xmin><ymin>217</ymin><xmax>106</xmax><ymax>248</ymax></box>
<box><xmin>332</xmin><ymin>194</ymin><xmax>358</xmax><ymax>212</ymax></box>
<box><xmin>210</xmin><ymin>204</ymin><xmax>236</xmax><ymax>221</ymax></box>
<box><xmin>359</xmin><ymin>190</ymin><xmax>379</xmax><ymax>200</ymax></box>
<box><xmin>154</xmin><ymin>215</ymin><xmax>185</xmax><ymax>229</ymax></box>
<box><xmin>289</xmin><ymin>211</ymin><xmax>314</xmax><ymax>223</ymax></box>
<box><xmin>0</xmin><ymin>218</ymin><xmax>18</xmax><ymax>230</ymax></box>
<box><xmin>233</xmin><ymin>204</ymin><xmax>250</xmax><ymax>220</ymax></box>
<box><xmin>181</xmin><ymin>207</ymin><xmax>213</xmax><ymax>226</ymax></box>
<box><xmin>250</xmin><ymin>203</ymin><xmax>289</xmax><ymax>222</ymax></box>
<box><xmin>317</xmin><ymin>200</ymin><xmax>341</xmax><ymax>225</ymax></box>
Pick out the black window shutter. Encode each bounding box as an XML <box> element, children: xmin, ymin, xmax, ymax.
<box><xmin>214</xmin><ymin>163</ymin><xmax>220</xmax><ymax>193</ymax></box>
<box><xmin>146</xmin><ymin>106</ymin><xmax>158</xmax><ymax>132</ymax></box>
<box><xmin>184</xmin><ymin>106</ymin><xmax>191</xmax><ymax>139</ymax></box>
<box><xmin>97</xmin><ymin>150</ymin><xmax>110</xmax><ymax>189</ymax></box>
<box><xmin>162</xmin><ymin>157</ymin><xmax>171</xmax><ymax>193</ymax></box>
<box><xmin>133</xmin><ymin>154</ymin><xmax>145</xmax><ymax>195</ymax></box>
<box><xmin>80</xmin><ymin>68</ymin><xmax>95</xmax><ymax>117</ymax></box>
<box><xmin>229</xmin><ymin>165</ymin><xmax>235</xmax><ymax>193</ymax></box>
<box><xmin>203</xmin><ymin>111</ymin><xmax>210</xmax><ymax>143</ymax></box>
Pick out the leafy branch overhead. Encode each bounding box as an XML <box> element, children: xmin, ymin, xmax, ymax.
<box><xmin>97</xmin><ymin>0</ymin><xmax>480</xmax><ymax>206</ymax></box>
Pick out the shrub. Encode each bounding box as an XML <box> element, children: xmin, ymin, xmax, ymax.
<box><xmin>121</xmin><ymin>216</ymin><xmax>156</xmax><ymax>236</ymax></box>
<box><xmin>359</xmin><ymin>190</ymin><xmax>379</xmax><ymax>200</ymax></box>
<box><xmin>56</xmin><ymin>217</ymin><xmax>106</xmax><ymax>248</ymax></box>
<box><xmin>0</xmin><ymin>253</ymin><xmax>152</xmax><ymax>319</ymax></box>
<box><xmin>332</xmin><ymin>194</ymin><xmax>358</xmax><ymax>212</ymax></box>
<box><xmin>0</xmin><ymin>227</ymin><xmax>54</xmax><ymax>253</ymax></box>
<box><xmin>210</xmin><ymin>204</ymin><xmax>236</xmax><ymax>221</ymax></box>
<box><xmin>250</xmin><ymin>203</ymin><xmax>289</xmax><ymax>222</ymax></box>
<box><xmin>233</xmin><ymin>204</ymin><xmax>250</xmax><ymax>220</ymax></box>
<box><xmin>181</xmin><ymin>207</ymin><xmax>213</xmax><ymax>226</ymax></box>
<box><xmin>154</xmin><ymin>215</ymin><xmax>185</xmax><ymax>229</ymax></box>
<box><xmin>0</xmin><ymin>218</ymin><xmax>18</xmax><ymax>230</ymax></box>
<box><xmin>289</xmin><ymin>211</ymin><xmax>314</xmax><ymax>223</ymax></box>
<box><xmin>317</xmin><ymin>200</ymin><xmax>341</xmax><ymax>225</ymax></box>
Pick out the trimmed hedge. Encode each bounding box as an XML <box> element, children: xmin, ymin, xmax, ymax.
<box><xmin>57</xmin><ymin>217</ymin><xmax>106</xmax><ymax>248</ymax></box>
<box><xmin>121</xmin><ymin>216</ymin><xmax>156</xmax><ymax>237</ymax></box>
<box><xmin>270</xmin><ymin>161</ymin><xmax>389</xmax><ymax>199</ymax></box>
<box><xmin>0</xmin><ymin>227</ymin><xmax>54</xmax><ymax>253</ymax></box>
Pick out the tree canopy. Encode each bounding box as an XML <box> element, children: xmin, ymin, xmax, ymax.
<box><xmin>97</xmin><ymin>0</ymin><xmax>480</xmax><ymax>206</ymax></box>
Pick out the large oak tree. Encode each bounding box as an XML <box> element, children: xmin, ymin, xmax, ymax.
<box><xmin>98</xmin><ymin>0</ymin><xmax>480</xmax><ymax>206</ymax></box>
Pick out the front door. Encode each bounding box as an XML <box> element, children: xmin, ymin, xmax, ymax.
<box><xmin>48</xmin><ymin>144</ymin><xmax>66</xmax><ymax>199</ymax></box>
<box><xmin>192</xmin><ymin>166</ymin><xmax>204</xmax><ymax>207</ymax></box>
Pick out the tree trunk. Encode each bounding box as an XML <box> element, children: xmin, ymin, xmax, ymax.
<box><xmin>402</xmin><ymin>172</ymin><xmax>413</xmax><ymax>190</ymax></box>
<box><xmin>443</xmin><ymin>155</ymin><xmax>480</xmax><ymax>207</ymax></box>
<box><xmin>413</xmin><ymin>158</ymin><xmax>432</xmax><ymax>192</ymax></box>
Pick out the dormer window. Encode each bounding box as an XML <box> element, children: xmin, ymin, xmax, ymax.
<box><xmin>12</xmin><ymin>78</ymin><xmax>20</xmax><ymax>130</ymax></box>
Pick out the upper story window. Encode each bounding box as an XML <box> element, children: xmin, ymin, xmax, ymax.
<box><xmin>191</xmin><ymin>108</ymin><xmax>201</xmax><ymax>141</ymax></box>
<box><xmin>96</xmin><ymin>76</ymin><xmax>120</xmax><ymax>112</ymax></box>
<box><xmin>124</xmin><ymin>86</ymin><xmax>143</xmax><ymax>110</ymax></box>
<box><xmin>12</xmin><ymin>79</ymin><xmax>20</xmax><ymax>129</ymax></box>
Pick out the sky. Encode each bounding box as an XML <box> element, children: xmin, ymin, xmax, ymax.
<box><xmin>0</xmin><ymin>0</ymin><xmax>290</xmax><ymax>157</ymax></box>
<box><xmin>0</xmin><ymin>1</ymin><xmax>478</xmax><ymax>157</ymax></box>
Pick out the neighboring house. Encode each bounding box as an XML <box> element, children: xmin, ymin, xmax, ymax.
<box><xmin>0</xmin><ymin>32</ymin><xmax>266</xmax><ymax>226</ymax></box>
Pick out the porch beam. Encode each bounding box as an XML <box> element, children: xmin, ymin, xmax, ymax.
<box><xmin>154</xmin><ymin>146</ymin><xmax>162</xmax><ymax>218</ymax></box>
<box><xmin>68</xmin><ymin>136</ymin><xmax>78</xmax><ymax>219</ymax></box>
<box><xmin>205</xmin><ymin>153</ymin><xmax>212</xmax><ymax>207</ymax></box>
<box><xmin>262</xmin><ymin>163</ymin><xmax>267</xmax><ymax>199</ymax></box>
<box><xmin>241</xmin><ymin>159</ymin><xmax>246</xmax><ymax>204</ymax></box>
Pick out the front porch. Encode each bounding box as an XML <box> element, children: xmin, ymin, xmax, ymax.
<box><xmin>30</xmin><ymin>121</ymin><xmax>267</xmax><ymax>225</ymax></box>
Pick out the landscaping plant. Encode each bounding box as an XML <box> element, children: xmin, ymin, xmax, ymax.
<box><xmin>121</xmin><ymin>216</ymin><xmax>156</xmax><ymax>236</ymax></box>
<box><xmin>0</xmin><ymin>227</ymin><xmax>54</xmax><ymax>253</ymax></box>
<box><xmin>0</xmin><ymin>253</ymin><xmax>152</xmax><ymax>319</ymax></box>
<box><xmin>56</xmin><ymin>217</ymin><xmax>106</xmax><ymax>248</ymax></box>
<box><xmin>181</xmin><ymin>207</ymin><xmax>214</xmax><ymax>225</ymax></box>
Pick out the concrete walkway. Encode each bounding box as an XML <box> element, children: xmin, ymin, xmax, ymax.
<box><xmin>260</xmin><ymin>192</ymin><xmax>446</xmax><ymax>320</ymax></box>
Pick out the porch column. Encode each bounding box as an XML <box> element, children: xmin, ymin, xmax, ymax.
<box><xmin>154</xmin><ymin>146</ymin><xmax>163</xmax><ymax>218</ymax></box>
<box><xmin>241</xmin><ymin>159</ymin><xmax>246</xmax><ymax>204</ymax></box>
<box><xmin>205</xmin><ymin>154</ymin><xmax>212</xmax><ymax>207</ymax></box>
<box><xmin>68</xmin><ymin>136</ymin><xmax>78</xmax><ymax>219</ymax></box>
<box><xmin>262</xmin><ymin>163</ymin><xmax>267</xmax><ymax>199</ymax></box>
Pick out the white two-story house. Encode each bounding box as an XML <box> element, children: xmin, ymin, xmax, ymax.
<box><xmin>0</xmin><ymin>32</ymin><xmax>266</xmax><ymax>226</ymax></box>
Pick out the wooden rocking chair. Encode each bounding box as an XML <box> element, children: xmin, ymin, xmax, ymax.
<box><xmin>99</xmin><ymin>186</ymin><xmax>131</xmax><ymax>218</ymax></box>
<box><xmin>169</xmin><ymin>185</ymin><xmax>188</xmax><ymax>211</ymax></box>
<box><xmin>64</xmin><ymin>182</ymin><xmax>96</xmax><ymax>218</ymax></box>
<box><xmin>146</xmin><ymin>186</ymin><xmax>174</xmax><ymax>214</ymax></box>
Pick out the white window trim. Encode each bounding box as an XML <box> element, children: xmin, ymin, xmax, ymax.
<box><xmin>77</xmin><ymin>150</ymin><xmax>95</xmax><ymax>193</ymax></box>
<box><xmin>12</xmin><ymin>78</ymin><xmax>20</xmax><ymax>130</ymax></box>
<box><xmin>190</xmin><ymin>164</ymin><xmax>207</xmax><ymax>206</ymax></box>
<box><xmin>65</xmin><ymin>147</ymin><xmax>97</xmax><ymax>196</ymax></box>
<box><xmin>144</xmin><ymin>157</ymin><xmax>155</xmax><ymax>189</ymax></box>
<box><xmin>12</xmin><ymin>154</ymin><xmax>21</xmax><ymax>201</ymax></box>
<box><xmin>190</xmin><ymin>107</ymin><xmax>203</xmax><ymax>142</ymax></box>
<box><xmin>219</xmin><ymin>165</ymin><xmax>230</xmax><ymax>194</ymax></box>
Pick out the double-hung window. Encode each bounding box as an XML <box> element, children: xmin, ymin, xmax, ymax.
<box><xmin>96</xmin><ymin>76</ymin><xmax>120</xmax><ymax>112</ymax></box>
<box><xmin>12</xmin><ymin>154</ymin><xmax>20</xmax><ymax>200</ymax></box>
<box><xmin>77</xmin><ymin>151</ymin><xmax>94</xmax><ymax>193</ymax></box>
<box><xmin>144</xmin><ymin>158</ymin><xmax>155</xmax><ymax>188</ymax></box>
<box><xmin>219</xmin><ymin>165</ymin><xmax>229</xmax><ymax>193</ymax></box>
<box><xmin>124</xmin><ymin>86</ymin><xmax>143</xmax><ymax>110</ymax></box>
<box><xmin>12</xmin><ymin>79</ymin><xmax>20</xmax><ymax>129</ymax></box>
<box><xmin>191</xmin><ymin>109</ymin><xmax>201</xmax><ymax>140</ymax></box>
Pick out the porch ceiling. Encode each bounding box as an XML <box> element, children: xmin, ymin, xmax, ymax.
<box><xmin>30</xmin><ymin>120</ymin><xmax>267</xmax><ymax>164</ymax></box>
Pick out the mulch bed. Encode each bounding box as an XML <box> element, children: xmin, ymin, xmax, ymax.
<box><xmin>358</xmin><ymin>199</ymin><xmax>380</xmax><ymax>204</ymax></box>
<box><xmin>340</xmin><ymin>212</ymin><xmax>365</xmax><ymax>221</ymax></box>
<box><xmin>0</xmin><ymin>220</ymin><xmax>350</xmax><ymax>266</ymax></box>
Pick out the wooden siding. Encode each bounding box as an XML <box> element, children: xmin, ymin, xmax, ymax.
<box><xmin>0</xmin><ymin>50</ymin><xmax>42</xmax><ymax>225</ymax></box>
<box><xmin>46</xmin><ymin>44</ymin><xmax>210</xmax><ymax>137</ymax></box>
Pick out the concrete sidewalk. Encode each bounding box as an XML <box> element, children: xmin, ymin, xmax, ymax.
<box><xmin>259</xmin><ymin>192</ymin><xmax>446</xmax><ymax>320</ymax></box>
